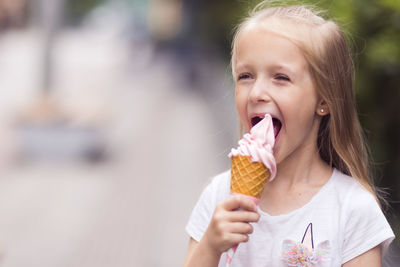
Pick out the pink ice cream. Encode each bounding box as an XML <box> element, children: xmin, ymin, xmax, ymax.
<box><xmin>229</xmin><ymin>114</ymin><xmax>276</xmax><ymax>181</ymax></box>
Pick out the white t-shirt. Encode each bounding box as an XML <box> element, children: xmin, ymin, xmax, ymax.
<box><xmin>186</xmin><ymin>169</ymin><xmax>394</xmax><ymax>266</ymax></box>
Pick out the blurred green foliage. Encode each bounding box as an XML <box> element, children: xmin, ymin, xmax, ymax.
<box><xmin>64</xmin><ymin>0</ymin><xmax>105</xmax><ymax>24</ymax></box>
<box><xmin>197</xmin><ymin>0</ymin><xmax>400</xmax><ymax>232</ymax></box>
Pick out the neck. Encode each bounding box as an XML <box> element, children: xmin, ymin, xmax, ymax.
<box><xmin>272</xmin><ymin>141</ymin><xmax>331</xmax><ymax>187</ymax></box>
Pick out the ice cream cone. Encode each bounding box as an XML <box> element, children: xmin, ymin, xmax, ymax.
<box><xmin>230</xmin><ymin>154</ymin><xmax>270</xmax><ymax>199</ymax></box>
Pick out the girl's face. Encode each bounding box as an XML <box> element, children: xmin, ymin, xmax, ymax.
<box><xmin>234</xmin><ymin>26</ymin><xmax>322</xmax><ymax>164</ymax></box>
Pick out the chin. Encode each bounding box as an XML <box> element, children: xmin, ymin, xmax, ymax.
<box><xmin>273</xmin><ymin>146</ymin><xmax>283</xmax><ymax>165</ymax></box>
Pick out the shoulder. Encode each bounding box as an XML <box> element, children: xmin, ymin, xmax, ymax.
<box><xmin>330</xmin><ymin>169</ymin><xmax>364</xmax><ymax>191</ymax></box>
<box><xmin>329</xmin><ymin>169</ymin><xmax>377</xmax><ymax>207</ymax></box>
<box><xmin>190</xmin><ymin>169</ymin><xmax>231</xmax><ymax>212</ymax></box>
<box><xmin>202</xmin><ymin>170</ymin><xmax>231</xmax><ymax>202</ymax></box>
<box><xmin>185</xmin><ymin>170</ymin><xmax>230</xmax><ymax>241</ymax></box>
<box><xmin>331</xmin><ymin>169</ymin><xmax>390</xmax><ymax>224</ymax></box>
<box><xmin>330</xmin><ymin>170</ymin><xmax>395</xmax><ymax>263</ymax></box>
<box><xmin>208</xmin><ymin>169</ymin><xmax>231</xmax><ymax>187</ymax></box>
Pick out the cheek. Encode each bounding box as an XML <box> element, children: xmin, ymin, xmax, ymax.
<box><xmin>279</xmin><ymin>93</ymin><xmax>318</xmax><ymax>136</ymax></box>
<box><xmin>235</xmin><ymin>89</ymin><xmax>249</xmax><ymax>126</ymax></box>
<box><xmin>287</xmin><ymin>105</ymin><xmax>315</xmax><ymax>130</ymax></box>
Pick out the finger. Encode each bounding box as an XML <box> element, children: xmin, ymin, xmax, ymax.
<box><xmin>229</xmin><ymin>210</ymin><xmax>260</xmax><ymax>223</ymax></box>
<box><xmin>226</xmin><ymin>233</ymin><xmax>250</xmax><ymax>247</ymax></box>
<box><xmin>229</xmin><ymin>222</ymin><xmax>254</xmax><ymax>235</ymax></box>
<box><xmin>223</xmin><ymin>195</ymin><xmax>257</xmax><ymax>212</ymax></box>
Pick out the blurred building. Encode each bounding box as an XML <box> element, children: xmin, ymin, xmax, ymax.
<box><xmin>0</xmin><ymin>0</ymin><xmax>28</xmax><ymax>30</ymax></box>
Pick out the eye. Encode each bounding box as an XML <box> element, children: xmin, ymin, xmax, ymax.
<box><xmin>275</xmin><ymin>74</ymin><xmax>290</xmax><ymax>82</ymax></box>
<box><xmin>237</xmin><ymin>73</ymin><xmax>252</xmax><ymax>81</ymax></box>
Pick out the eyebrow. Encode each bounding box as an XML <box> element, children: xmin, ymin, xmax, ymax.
<box><xmin>272</xmin><ymin>65</ymin><xmax>297</xmax><ymax>79</ymax></box>
<box><xmin>234</xmin><ymin>63</ymin><xmax>252</xmax><ymax>72</ymax></box>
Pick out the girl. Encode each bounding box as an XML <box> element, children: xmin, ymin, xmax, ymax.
<box><xmin>184</xmin><ymin>2</ymin><xmax>394</xmax><ymax>267</ymax></box>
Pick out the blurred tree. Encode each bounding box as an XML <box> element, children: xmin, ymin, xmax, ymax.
<box><xmin>342</xmin><ymin>0</ymin><xmax>400</xmax><ymax>235</ymax></box>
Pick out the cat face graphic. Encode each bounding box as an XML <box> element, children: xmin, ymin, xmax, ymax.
<box><xmin>282</xmin><ymin>223</ymin><xmax>330</xmax><ymax>266</ymax></box>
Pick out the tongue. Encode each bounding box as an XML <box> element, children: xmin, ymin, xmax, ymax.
<box><xmin>273</xmin><ymin>125</ymin><xmax>278</xmax><ymax>138</ymax></box>
<box><xmin>273</xmin><ymin>121</ymin><xmax>281</xmax><ymax>138</ymax></box>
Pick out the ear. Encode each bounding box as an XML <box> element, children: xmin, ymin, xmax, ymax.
<box><xmin>316</xmin><ymin>100</ymin><xmax>329</xmax><ymax>116</ymax></box>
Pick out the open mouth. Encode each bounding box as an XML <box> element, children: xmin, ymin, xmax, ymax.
<box><xmin>251</xmin><ymin>115</ymin><xmax>282</xmax><ymax>138</ymax></box>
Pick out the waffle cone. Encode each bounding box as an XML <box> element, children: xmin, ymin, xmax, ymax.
<box><xmin>230</xmin><ymin>155</ymin><xmax>270</xmax><ymax>199</ymax></box>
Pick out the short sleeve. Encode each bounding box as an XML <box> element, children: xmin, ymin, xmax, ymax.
<box><xmin>185</xmin><ymin>171</ymin><xmax>230</xmax><ymax>242</ymax></box>
<box><xmin>341</xmin><ymin>184</ymin><xmax>395</xmax><ymax>263</ymax></box>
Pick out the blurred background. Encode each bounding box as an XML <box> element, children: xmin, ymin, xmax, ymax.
<box><xmin>0</xmin><ymin>0</ymin><xmax>398</xmax><ymax>266</ymax></box>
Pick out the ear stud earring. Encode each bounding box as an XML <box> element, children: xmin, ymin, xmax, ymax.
<box><xmin>320</xmin><ymin>108</ymin><xmax>324</xmax><ymax>113</ymax></box>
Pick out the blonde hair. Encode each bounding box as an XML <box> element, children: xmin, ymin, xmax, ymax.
<box><xmin>231</xmin><ymin>2</ymin><xmax>379</xmax><ymax>200</ymax></box>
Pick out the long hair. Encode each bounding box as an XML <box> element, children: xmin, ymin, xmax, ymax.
<box><xmin>231</xmin><ymin>2</ymin><xmax>379</xmax><ymax>200</ymax></box>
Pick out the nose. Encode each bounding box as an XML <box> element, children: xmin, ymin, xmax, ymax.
<box><xmin>249</xmin><ymin>79</ymin><xmax>271</xmax><ymax>103</ymax></box>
